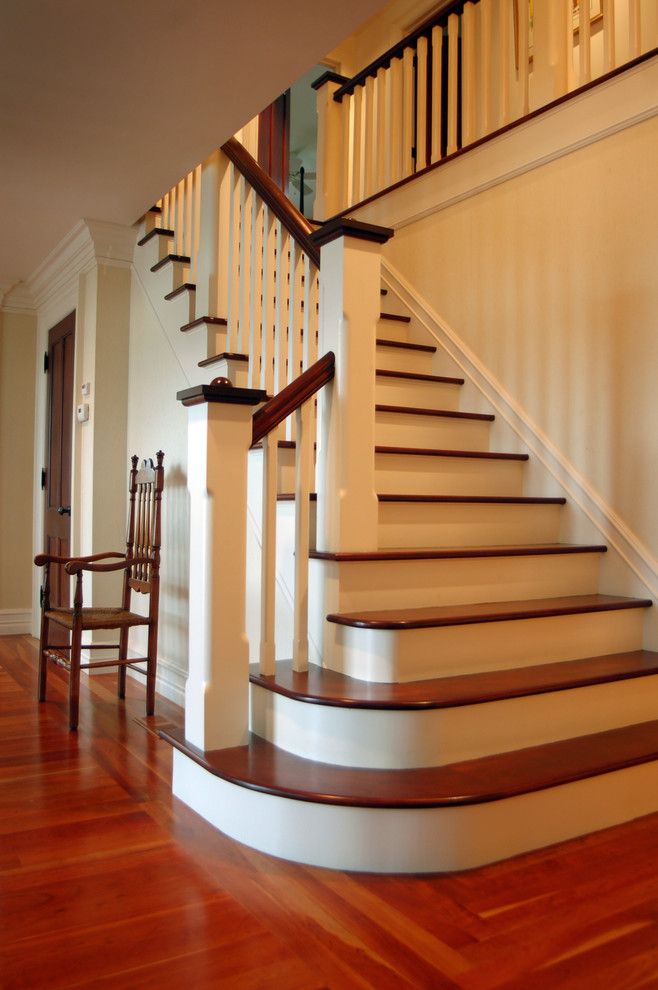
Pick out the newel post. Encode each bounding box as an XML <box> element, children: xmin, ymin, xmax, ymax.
<box><xmin>312</xmin><ymin>218</ymin><xmax>393</xmax><ymax>554</ymax></box>
<box><xmin>177</xmin><ymin>381</ymin><xmax>266</xmax><ymax>751</ymax></box>
<box><xmin>194</xmin><ymin>149</ymin><xmax>231</xmax><ymax>324</ymax></box>
<box><xmin>313</xmin><ymin>72</ymin><xmax>348</xmax><ymax>219</ymax></box>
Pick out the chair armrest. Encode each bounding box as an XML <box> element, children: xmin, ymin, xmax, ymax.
<box><xmin>35</xmin><ymin>551</ymin><xmax>126</xmax><ymax>568</ymax></box>
<box><xmin>65</xmin><ymin>555</ymin><xmax>152</xmax><ymax>575</ymax></box>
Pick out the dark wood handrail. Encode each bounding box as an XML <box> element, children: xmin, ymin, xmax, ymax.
<box><xmin>333</xmin><ymin>0</ymin><xmax>481</xmax><ymax>101</ymax></box>
<box><xmin>252</xmin><ymin>351</ymin><xmax>335</xmax><ymax>446</ymax></box>
<box><xmin>222</xmin><ymin>137</ymin><xmax>321</xmax><ymax>268</ymax></box>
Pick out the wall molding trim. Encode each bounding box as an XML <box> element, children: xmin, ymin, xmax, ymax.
<box><xmin>26</xmin><ymin>220</ymin><xmax>136</xmax><ymax>312</ymax></box>
<box><xmin>1</xmin><ymin>282</ymin><xmax>36</xmax><ymax>314</ymax></box>
<box><xmin>0</xmin><ymin>609</ymin><xmax>32</xmax><ymax>636</ymax></box>
<box><xmin>353</xmin><ymin>55</ymin><xmax>658</xmax><ymax>232</ymax></box>
<box><xmin>382</xmin><ymin>259</ymin><xmax>658</xmax><ymax>601</ymax></box>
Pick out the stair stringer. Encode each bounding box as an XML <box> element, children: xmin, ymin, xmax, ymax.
<box><xmin>381</xmin><ymin>258</ymin><xmax>658</xmax><ymax>649</ymax></box>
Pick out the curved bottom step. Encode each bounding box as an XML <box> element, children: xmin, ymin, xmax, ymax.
<box><xmin>165</xmin><ymin>721</ymin><xmax>658</xmax><ymax>873</ymax></box>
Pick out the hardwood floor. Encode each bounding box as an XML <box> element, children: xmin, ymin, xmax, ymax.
<box><xmin>3</xmin><ymin>635</ymin><xmax>658</xmax><ymax>989</ymax></box>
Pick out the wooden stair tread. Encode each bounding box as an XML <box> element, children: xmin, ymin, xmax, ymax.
<box><xmin>379</xmin><ymin>312</ymin><xmax>411</xmax><ymax>323</ymax></box>
<box><xmin>376</xmin><ymin>403</ymin><xmax>494</xmax><ymax>421</ymax></box>
<box><xmin>376</xmin><ymin>445</ymin><xmax>528</xmax><ymax>461</ymax></box>
<box><xmin>250</xmin><ymin>651</ymin><xmax>658</xmax><ymax>710</ymax></box>
<box><xmin>181</xmin><ymin>315</ymin><xmax>228</xmax><ymax>332</ymax></box>
<box><xmin>327</xmin><ymin>593</ymin><xmax>652</xmax><ymax>629</ymax></box>
<box><xmin>198</xmin><ymin>352</ymin><xmax>248</xmax><ymax>367</ymax></box>
<box><xmin>161</xmin><ymin>718</ymin><xmax>658</xmax><ymax>808</ymax></box>
<box><xmin>310</xmin><ymin>543</ymin><xmax>608</xmax><ymax>561</ymax></box>
<box><xmin>164</xmin><ymin>282</ymin><xmax>195</xmax><ymax>300</ymax></box>
<box><xmin>376</xmin><ymin>338</ymin><xmax>437</xmax><ymax>353</ymax></box>
<box><xmin>150</xmin><ymin>253</ymin><xmax>190</xmax><ymax>272</ymax></box>
<box><xmin>376</xmin><ymin>369</ymin><xmax>464</xmax><ymax>385</ymax></box>
<box><xmin>137</xmin><ymin>227</ymin><xmax>174</xmax><ymax>246</ymax></box>
<box><xmin>378</xmin><ymin>494</ymin><xmax>566</xmax><ymax>503</ymax></box>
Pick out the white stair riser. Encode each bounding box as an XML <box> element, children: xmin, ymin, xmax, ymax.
<box><xmin>378</xmin><ymin>501</ymin><xmax>563</xmax><ymax>548</ymax></box>
<box><xmin>148</xmin><ymin>261</ymin><xmax>189</xmax><ymax>303</ymax></box>
<box><xmin>137</xmin><ymin>232</ymin><xmax>173</xmax><ymax>270</ymax></box>
<box><xmin>376</xmin><ymin>344</ymin><xmax>435</xmax><ymax>375</ymax></box>
<box><xmin>376</xmin><ymin>318</ymin><xmax>410</xmax><ymax>343</ymax></box>
<box><xmin>375</xmin><ymin>376</ymin><xmax>461</xmax><ymax>410</ymax></box>
<box><xmin>375</xmin><ymin>411</ymin><xmax>491</xmax><ymax>449</ymax></box>
<box><xmin>309</xmin><ymin>552</ymin><xmax>602</xmax><ymax>615</ymax></box>
<box><xmin>165</xmin><ymin>288</ymin><xmax>195</xmax><ymax>329</ymax></box>
<box><xmin>329</xmin><ymin>607</ymin><xmax>646</xmax><ymax>682</ymax></box>
<box><xmin>173</xmin><ymin>749</ymin><xmax>658</xmax><ymax>873</ymax></box>
<box><xmin>375</xmin><ymin>453</ymin><xmax>525</xmax><ymax>496</ymax></box>
<box><xmin>250</xmin><ymin>674</ymin><xmax>658</xmax><ymax>768</ymax></box>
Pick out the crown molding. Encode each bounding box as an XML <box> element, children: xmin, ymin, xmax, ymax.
<box><xmin>1</xmin><ymin>281</ymin><xmax>36</xmax><ymax>315</ymax></box>
<box><xmin>26</xmin><ymin>219</ymin><xmax>136</xmax><ymax>311</ymax></box>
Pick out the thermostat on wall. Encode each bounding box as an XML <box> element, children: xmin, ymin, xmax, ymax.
<box><xmin>76</xmin><ymin>403</ymin><xmax>90</xmax><ymax>423</ymax></box>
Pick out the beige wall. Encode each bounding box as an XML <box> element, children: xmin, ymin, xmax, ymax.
<box><xmin>384</xmin><ymin>115</ymin><xmax>658</xmax><ymax>561</ymax></box>
<box><xmin>0</xmin><ymin>309</ymin><xmax>37</xmax><ymax>611</ymax></box>
<box><xmin>126</xmin><ymin>270</ymin><xmax>190</xmax><ymax>701</ymax></box>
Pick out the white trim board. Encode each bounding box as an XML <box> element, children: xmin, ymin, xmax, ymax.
<box><xmin>352</xmin><ymin>55</ymin><xmax>658</xmax><ymax>231</ymax></box>
<box><xmin>381</xmin><ymin>260</ymin><xmax>658</xmax><ymax>605</ymax></box>
<box><xmin>0</xmin><ymin>610</ymin><xmax>32</xmax><ymax>636</ymax></box>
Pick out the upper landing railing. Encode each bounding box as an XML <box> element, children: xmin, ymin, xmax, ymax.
<box><xmin>314</xmin><ymin>0</ymin><xmax>655</xmax><ymax>217</ymax></box>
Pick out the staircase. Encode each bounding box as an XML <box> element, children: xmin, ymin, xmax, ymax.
<box><xmin>136</xmin><ymin>198</ymin><xmax>658</xmax><ymax>874</ymax></box>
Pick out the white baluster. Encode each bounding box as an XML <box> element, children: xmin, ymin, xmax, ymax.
<box><xmin>430</xmin><ymin>26</ymin><xmax>443</xmax><ymax>163</ymax></box>
<box><xmin>226</xmin><ymin>164</ymin><xmax>240</xmax><ymax>352</ymax></box>
<box><xmin>480</xmin><ymin>0</ymin><xmax>493</xmax><ymax>137</ymax></box>
<box><xmin>185</xmin><ymin>170</ymin><xmax>194</xmax><ymax>264</ymax></box>
<box><xmin>262</xmin><ymin>208</ymin><xmax>276</xmax><ymax>395</ymax></box>
<box><xmin>390</xmin><ymin>56</ymin><xmax>404</xmax><ymax>181</ymax></box>
<box><xmin>518</xmin><ymin>0</ymin><xmax>530</xmax><ymax>116</ymax></box>
<box><xmin>259</xmin><ymin>431</ymin><xmax>277</xmax><ymax>675</ymax></box>
<box><xmin>462</xmin><ymin>4</ymin><xmax>477</xmax><ymax>146</ymax></box>
<box><xmin>342</xmin><ymin>93</ymin><xmax>353</xmax><ymax>211</ymax></box>
<box><xmin>364</xmin><ymin>74</ymin><xmax>376</xmax><ymax>198</ymax></box>
<box><xmin>602</xmin><ymin>0</ymin><xmax>616</xmax><ymax>72</ymax></box>
<box><xmin>353</xmin><ymin>85</ymin><xmax>365</xmax><ymax>202</ymax></box>
<box><xmin>288</xmin><ymin>240</ymin><xmax>303</xmax><ymax>386</ymax></box>
<box><xmin>402</xmin><ymin>46</ymin><xmax>415</xmax><ymax>174</ymax></box>
<box><xmin>248</xmin><ymin>196</ymin><xmax>264</xmax><ymax>390</ymax></box>
<box><xmin>236</xmin><ymin>175</ymin><xmax>248</xmax><ymax>354</ymax></box>
<box><xmin>499</xmin><ymin>0</ymin><xmax>511</xmax><ymax>127</ymax></box>
<box><xmin>177</xmin><ymin>179</ymin><xmax>185</xmax><ymax>257</ymax></box>
<box><xmin>302</xmin><ymin>254</ymin><xmax>311</xmax><ymax>372</ymax></box>
<box><xmin>578</xmin><ymin>0</ymin><xmax>592</xmax><ymax>84</ymax></box>
<box><xmin>292</xmin><ymin>401</ymin><xmax>312</xmax><ymax>672</ymax></box>
<box><xmin>629</xmin><ymin>0</ymin><xmax>641</xmax><ymax>59</ymax></box>
<box><xmin>377</xmin><ymin>66</ymin><xmax>388</xmax><ymax>192</ymax></box>
<box><xmin>416</xmin><ymin>35</ymin><xmax>429</xmax><ymax>170</ymax></box>
<box><xmin>447</xmin><ymin>13</ymin><xmax>460</xmax><ymax>154</ymax></box>
<box><xmin>192</xmin><ymin>165</ymin><xmax>202</xmax><ymax>284</ymax></box>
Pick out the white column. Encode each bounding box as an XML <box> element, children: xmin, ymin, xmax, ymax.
<box><xmin>178</xmin><ymin>382</ymin><xmax>265</xmax><ymax>750</ymax></box>
<box><xmin>314</xmin><ymin>72</ymin><xmax>348</xmax><ymax>220</ymax></box>
<box><xmin>531</xmin><ymin>0</ymin><xmax>569</xmax><ymax>110</ymax></box>
<box><xmin>313</xmin><ymin>219</ymin><xmax>393</xmax><ymax>554</ymax></box>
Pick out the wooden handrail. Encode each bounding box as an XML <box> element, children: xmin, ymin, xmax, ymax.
<box><xmin>333</xmin><ymin>0</ymin><xmax>481</xmax><ymax>101</ymax></box>
<box><xmin>252</xmin><ymin>351</ymin><xmax>335</xmax><ymax>446</ymax></box>
<box><xmin>222</xmin><ymin>137</ymin><xmax>321</xmax><ymax>268</ymax></box>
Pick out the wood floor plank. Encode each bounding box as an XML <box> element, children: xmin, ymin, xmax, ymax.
<box><xmin>5</xmin><ymin>634</ymin><xmax>658</xmax><ymax>989</ymax></box>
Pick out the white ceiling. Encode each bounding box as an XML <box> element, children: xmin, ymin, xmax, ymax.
<box><xmin>0</xmin><ymin>0</ymin><xmax>385</xmax><ymax>291</ymax></box>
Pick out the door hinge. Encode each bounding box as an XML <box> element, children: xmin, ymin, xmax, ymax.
<box><xmin>43</xmin><ymin>351</ymin><xmax>49</xmax><ymax>373</ymax></box>
<box><xmin>41</xmin><ymin>468</ymin><xmax>47</xmax><ymax>490</ymax></box>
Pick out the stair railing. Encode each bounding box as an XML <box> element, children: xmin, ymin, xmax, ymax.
<box><xmin>157</xmin><ymin>165</ymin><xmax>202</xmax><ymax>281</ymax></box>
<box><xmin>315</xmin><ymin>0</ymin><xmax>653</xmax><ymax>218</ymax></box>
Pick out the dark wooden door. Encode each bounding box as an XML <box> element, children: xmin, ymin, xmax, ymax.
<box><xmin>258</xmin><ymin>92</ymin><xmax>289</xmax><ymax>190</ymax></box>
<box><xmin>44</xmin><ymin>312</ymin><xmax>75</xmax><ymax>621</ymax></box>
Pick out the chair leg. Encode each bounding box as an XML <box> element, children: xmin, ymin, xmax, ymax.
<box><xmin>38</xmin><ymin>613</ymin><xmax>49</xmax><ymax>702</ymax></box>
<box><xmin>118</xmin><ymin>628</ymin><xmax>128</xmax><ymax>700</ymax></box>
<box><xmin>146</xmin><ymin>623</ymin><xmax>158</xmax><ymax>717</ymax></box>
<box><xmin>69</xmin><ymin>620</ymin><xmax>83</xmax><ymax>732</ymax></box>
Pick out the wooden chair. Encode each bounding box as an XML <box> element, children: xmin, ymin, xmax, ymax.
<box><xmin>35</xmin><ymin>452</ymin><xmax>164</xmax><ymax>730</ymax></box>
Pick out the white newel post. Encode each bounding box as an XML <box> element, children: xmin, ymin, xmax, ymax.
<box><xmin>313</xmin><ymin>71</ymin><xmax>348</xmax><ymax>220</ymax></box>
<box><xmin>178</xmin><ymin>381</ymin><xmax>266</xmax><ymax>750</ymax></box>
<box><xmin>312</xmin><ymin>218</ymin><xmax>393</xmax><ymax>554</ymax></box>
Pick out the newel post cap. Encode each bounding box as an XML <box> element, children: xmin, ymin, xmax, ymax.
<box><xmin>310</xmin><ymin>217</ymin><xmax>394</xmax><ymax>250</ymax></box>
<box><xmin>177</xmin><ymin>383</ymin><xmax>267</xmax><ymax>408</ymax></box>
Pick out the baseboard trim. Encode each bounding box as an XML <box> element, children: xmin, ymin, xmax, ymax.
<box><xmin>382</xmin><ymin>260</ymin><xmax>658</xmax><ymax>600</ymax></box>
<box><xmin>0</xmin><ymin>609</ymin><xmax>32</xmax><ymax>636</ymax></box>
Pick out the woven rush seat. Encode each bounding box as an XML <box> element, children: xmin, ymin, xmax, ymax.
<box><xmin>44</xmin><ymin>607</ymin><xmax>151</xmax><ymax>631</ymax></box>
